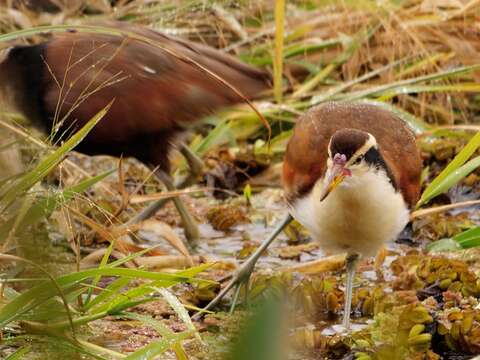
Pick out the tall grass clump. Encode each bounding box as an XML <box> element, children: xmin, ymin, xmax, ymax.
<box><xmin>0</xmin><ymin>103</ymin><xmax>207</xmax><ymax>358</ymax></box>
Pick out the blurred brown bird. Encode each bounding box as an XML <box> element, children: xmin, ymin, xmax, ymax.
<box><xmin>0</xmin><ymin>21</ymin><xmax>271</xmax><ymax>240</ymax></box>
<box><xmin>200</xmin><ymin>102</ymin><xmax>422</xmax><ymax>329</ymax></box>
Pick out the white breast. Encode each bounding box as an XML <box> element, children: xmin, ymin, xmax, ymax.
<box><xmin>290</xmin><ymin>169</ymin><xmax>409</xmax><ymax>258</ymax></box>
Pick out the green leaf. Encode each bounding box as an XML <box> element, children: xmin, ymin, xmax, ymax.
<box><xmin>454</xmin><ymin>227</ymin><xmax>480</xmax><ymax>249</ymax></box>
<box><xmin>156</xmin><ymin>287</ymin><xmax>201</xmax><ymax>342</ymax></box>
<box><xmin>311</xmin><ymin>55</ymin><xmax>414</xmax><ymax>105</ymax></box>
<box><xmin>273</xmin><ymin>0</ymin><xmax>285</xmax><ymax>103</ymax></box>
<box><xmin>0</xmin><ymin>101</ymin><xmax>113</xmax><ymax>211</ymax></box>
<box><xmin>338</xmin><ymin>64</ymin><xmax>480</xmax><ymax>102</ymax></box>
<box><xmin>192</xmin><ymin>119</ymin><xmax>232</xmax><ymax>156</ymax></box>
<box><xmin>0</xmin><ymin>267</ymin><xmax>209</xmax><ymax>328</ymax></box>
<box><xmin>418</xmin><ymin>130</ymin><xmax>480</xmax><ymax>207</ymax></box>
<box><xmin>121</xmin><ymin>312</ymin><xmax>189</xmax><ymax>359</ymax></box>
<box><xmin>243</xmin><ymin>184</ymin><xmax>252</xmax><ymax>204</ymax></box>
<box><xmin>83</xmin><ymin>240</ymin><xmax>115</xmax><ymax>306</ymax></box>
<box><xmin>82</xmin><ymin>277</ymin><xmax>131</xmax><ymax>311</ymax></box>
<box><xmin>426</xmin><ymin>238</ymin><xmax>462</xmax><ymax>253</ymax></box>
<box><xmin>88</xmin><ymin>264</ymin><xmax>212</xmax><ymax>315</ymax></box>
<box><xmin>4</xmin><ymin>346</ymin><xmax>30</xmax><ymax>360</ymax></box>
<box><xmin>418</xmin><ymin>156</ymin><xmax>480</xmax><ymax>206</ymax></box>
<box><xmin>124</xmin><ymin>330</ymin><xmax>194</xmax><ymax>360</ymax></box>
<box><xmin>0</xmin><ymin>169</ymin><xmax>115</xmax><ymax>239</ymax></box>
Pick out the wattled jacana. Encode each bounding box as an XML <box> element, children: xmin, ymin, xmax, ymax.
<box><xmin>200</xmin><ymin>102</ymin><xmax>422</xmax><ymax>329</ymax></box>
<box><xmin>0</xmin><ymin>21</ymin><xmax>271</xmax><ymax>241</ymax></box>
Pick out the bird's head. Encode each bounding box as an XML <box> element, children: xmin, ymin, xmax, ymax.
<box><xmin>320</xmin><ymin>128</ymin><xmax>381</xmax><ymax>201</ymax></box>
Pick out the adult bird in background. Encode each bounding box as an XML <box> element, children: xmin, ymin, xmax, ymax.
<box><xmin>0</xmin><ymin>20</ymin><xmax>272</xmax><ymax>241</ymax></box>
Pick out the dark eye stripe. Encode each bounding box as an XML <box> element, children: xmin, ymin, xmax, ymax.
<box><xmin>364</xmin><ymin>147</ymin><xmax>398</xmax><ymax>190</ymax></box>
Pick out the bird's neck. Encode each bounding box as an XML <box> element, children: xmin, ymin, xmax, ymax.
<box><xmin>290</xmin><ymin>169</ymin><xmax>409</xmax><ymax>257</ymax></box>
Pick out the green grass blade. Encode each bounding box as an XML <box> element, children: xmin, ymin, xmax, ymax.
<box><xmin>192</xmin><ymin>119</ymin><xmax>232</xmax><ymax>157</ymax></box>
<box><xmin>394</xmin><ymin>52</ymin><xmax>453</xmax><ymax>79</ymax></box>
<box><xmin>418</xmin><ymin>131</ymin><xmax>480</xmax><ymax>207</ymax></box>
<box><xmin>294</xmin><ymin>25</ymin><xmax>378</xmax><ymax>99</ymax></box>
<box><xmin>454</xmin><ymin>227</ymin><xmax>480</xmax><ymax>249</ymax></box>
<box><xmin>52</xmin><ymin>337</ymin><xmax>113</xmax><ymax>360</ymax></box>
<box><xmin>122</xmin><ymin>312</ymin><xmax>175</xmax><ymax>337</ymax></box>
<box><xmin>82</xmin><ymin>277</ymin><xmax>131</xmax><ymax>311</ymax></box>
<box><xmin>255</xmin><ymin>130</ymin><xmax>293</xmax><ymax>155</ymax></box>
<box><xmin>2</xmin><ymin>194</ymin><xmax>34</xmax><ymax>250</ymax></box>
<box><xmin>88</xmin><ymin>264</ymin><xmax>213</xmax><ymax>314</ymax></box>
<box><xmin>122</xmin><ymin>312</ymin><xmax>189</xmax><ymax>360</ymax></box>
<box><xmin>156</xmin><ymin>287</ymin><xmax>201</xmax><ymax>342</ymax></box>
<box><xmin>0</xmin><ymin>267</ymin><xmax>209</xmax><ymax>328</ymax></box>
<box><xmin>377</xmin><ymin>83</ymin><xmax>480</xmax><ymax>100</ymax></box>
<box><xmin>4</xmin><ymin>346</ymin><xmax>30</xmax><ymax>360</ymax></box>
<box><xmin>0</xmin><ymin>101</ymin><xmax>113</xmax><ymax>211</ymax></box>
<box><xmin>293</xmin><ymin>63</ymin><xmax>336</xmax><ymax>98</ymax></box>
<box><xmin>311</xmin><ymin>56</ymin><xmax>414</xmax><ymax>105</ymax></box>
<box><xmin>83</xmin><ymin>241</ymin><xmax>115</xmax><ymax>306</ymax></box>
<box><xmin>124</xmin><ymin>330</ymin><xmax>194</xmax><ymax>360</ymax></box>
<box><xmin>426</xmin><ymin>238</ymin><xmax>462</xmax><ymax>253</ymax></box>
<box><xmin>59</xmin><ymin>267</ymin><xmax>210</xmax><ymax>286</ymax></box>
<box><xmin>420</xmin><ymin>156</ymin><xmax>480</xmax><ymax>204</ymax></box>
<box><xmin>338</xmin><ymin>64</ymin><xmax>480</xmax><ymax>102</ymax></box>
<box><xmin>0</xmin><ymin>169</ymin><xmax>115</xmax><ymax>239</ymax></box>
<box><xmin>273</xmin><ymin>0</ymin><xmax>285</xmax><ymax>103</ymax></box>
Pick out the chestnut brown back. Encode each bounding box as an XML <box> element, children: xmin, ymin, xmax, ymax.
<box><xmin>0</xmin><ymin>21</ymin><xmax>271</xmax><ymax>170</ymax></box>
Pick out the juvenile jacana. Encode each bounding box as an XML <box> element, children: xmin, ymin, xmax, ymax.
<box><xmin>200</xmin><ymin>102</ymin><xmax>422</xmax><ymax>329</ymax></box>
<box><xmin>0</xmin><ymin>21</ymin><xmax>271</xmax><ymax>240</ymax></box>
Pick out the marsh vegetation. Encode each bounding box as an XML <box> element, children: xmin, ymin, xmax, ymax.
<box><xmin>1</xmin><ymin>1</ymin><xmax>480</xmax><ymax>359</ymax></box>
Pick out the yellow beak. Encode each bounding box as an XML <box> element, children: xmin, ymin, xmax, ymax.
<box><xmin>319</xmin><ymin>165</ymin><xmax>350</xmax><ymax>202</ymax></box>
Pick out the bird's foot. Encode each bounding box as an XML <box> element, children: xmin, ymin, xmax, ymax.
<box><xmin>192</xmin><ymin>213</ymin><xmax>293</xmax><ymax>320</ymax></box>
<box><xmin>331</xmin><ymin>322</ymin><xmax>366</xmax><ymax>335</ymax></box>
<box><xmin>331</xmin><ymin>323</ymin><xmax>350</xmax><ymax>335</ymax></box>
<box><xmin>193</xmin><ymin>255</ymin><xmax>258</xmax><ymax>320</ymax></box>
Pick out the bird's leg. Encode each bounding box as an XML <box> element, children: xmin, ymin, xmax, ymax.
<box><xmin>153</xmin><ymin>168</ymin><xmax>200</xmax><ymax>242</ymax></box>
<box><xmin>193</xmin><ymin>213</ymin><xmax>293</xmax><ymax>319</ymax></box>
<box><xmin>126</xmin><ymin>173</ymin><xmax>199</xmax><ymax>241</ymax></box>
<box><xmin>126</xmin><ymin>143</ymin><xmax>202</xmax><ymax>242</ymax></box>
<box><xmin>126</xmin><ymin>168</ymin><xmax>200</xmax><ymax>242</ymax></box>
<box><xmin>178</xmin><ymin>143</ymin><xmax>203</xmax><ymax>179</ymax></box>
<box><xmin>342</xmin><ymin>253</ymin><xmax>359</xmax><ymax>330</ymax></box>
<box><xmin>127</xmin><ymin>198</ymin><xmax>169</xmax><ymax>226</ymax></box>
<box><xmin>173</xmin><ymin>143</ymin><xmax>205</xmax><ymax>189</ymax></box>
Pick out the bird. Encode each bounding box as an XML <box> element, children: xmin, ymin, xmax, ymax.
<box><xmin>199</xmin><ymin>102</ymin><xmax>422</xmax><ymax>330</ymax></box>
<box><xmin>0</xmin><ymin>21</ymin><xmax>271</xmax><ymax>241</ymax></box>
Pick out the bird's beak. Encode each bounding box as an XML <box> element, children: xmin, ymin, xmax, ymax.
<box><xmin>319</xmin><ymin>164</ymin><xmax>351</xmax><ymax>202</ymax></box>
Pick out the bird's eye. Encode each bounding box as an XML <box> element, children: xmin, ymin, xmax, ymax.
<box><xmin>353</xmin><ymin>156</ymin><xmax>363</xmax><ymax>165</ymax></box>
